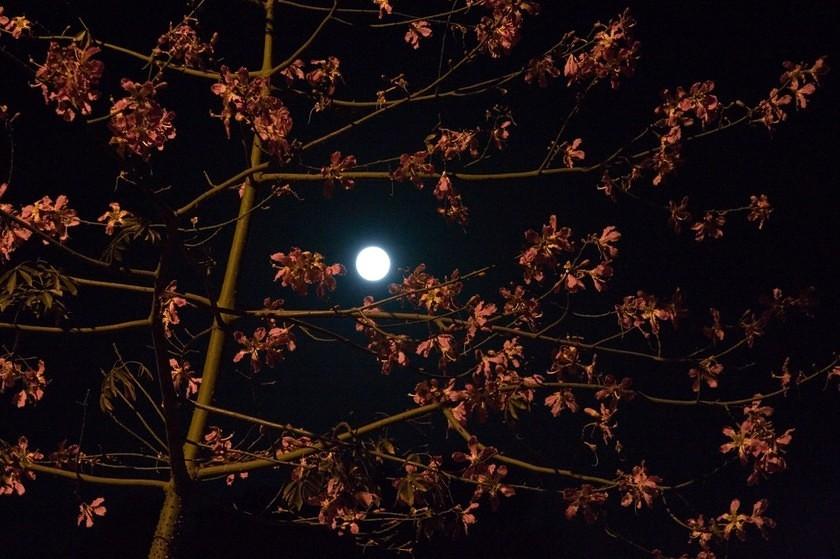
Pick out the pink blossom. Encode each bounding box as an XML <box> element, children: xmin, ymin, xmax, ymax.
<box><xmin>404</xmin><ymin>20</ymin><xmax>432</xmax><ymax>49</ymax></box>
<box><xmin>524</xmin><ymin>54</ymin><xmax>561</xmax><ymax>87</ymax></box>
<box><xmin>373</xmin><ymin>0</ymin><xmax>393</xmax><ymax>19</ymax></box>
<box><xmin>518</xmin><ymin>215</ymin><xmax>575</xmax><ymax>284</ymax></box>
<box><xmin>169</xmin><ymin>358</ymin><xmax>202</xmax><ymax>397</ymax></box>
<box><xmin>270</xmin><ymin>247</ymin><xmax>345</xmax><ymax>297</ymax></box>
<box><xmin>305</xmin><ymin>57</ymin><xmax>342</xmax><ymax>111</ymax></box>
<box><xmin>33</xmin><ymin>42</ymin><xmax>104</xmax><ymax>122</ymax></box>
<box><xmin>564</xmin><ymin>9</ymin><xmax>639</xmax><ymax>89</ymax></box>
<box><xmin>321</xmin><ymin>151</ymin><xmax>357</xmax><ymax>197</ymax></box>
<box><xmin>159</xmin><ymin>281</ymin><xmax>189</xmax><ymax>338</ymax></box>
<box><xmin>232</xmin><ymin>325</ymin><xmax>296</xmax><ymax>373</ymax></box>
<box><xmin>747</xmin><ymin>194</ymin><xmax>772</xmax><ymax>230</ymax></box>
<box><xmin>97</xmin><ymin>202</ymin><xmax>132</xmax><ymax>236</ymax></box>
<box><xmin>1</xmin><ymin>436</ymin><xmax>43</xmax><ymax>496</ymax></box>
<box><xmin>212</xmin><ymin>66</ymin><xmax>294</xmax><ymax>159</ymax></box>
<box><xmin>388</xmin><ymin>264</ymin><xmax>462</xmax><ymax>313</ymax></box>
<box><xmin>691</xmin><ymin>210</ymin><xmax>726</xmax><ymax>241</ymax></box>
<box><xmin>154</xmin><ymin>17</ymin><xmax>218</xmax><ymax>69</ymax></box>
<box><xmin>19</xmin><ymin>195</ymin><xmax>80</xmax><ymax>242</ymax></box>
<box><xmin>77</xmin><ymin>497</ymin><xmax>107</xmax><ymax>528</ymax></box>
<box><xmin>562</xmin><ymin>138</ymin><xmax>585</xmax><ymax>168</ymax></box>
<box><xmin>390</xmin><ymin>151</ymin><xmax>435</xmax><ymax>188</ymax></box>
<box><xmin>618</xmin><ymin>461</ymin><xmax>662</xmax><ymax>510</ymax></box>
<box><xmin>108</xmin><ymin>80</ymin><xmax>176</xmax><ymax>160</ymax></box>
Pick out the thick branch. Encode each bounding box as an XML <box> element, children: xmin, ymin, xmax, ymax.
<box><xmin>197</xmin><ymin>403</ymin><xmax>441</xmax><ymax>478</ymax></box>
<box><xmin>27</xmin><ymin>462</ymin><xmax>167</xmax><ymax>488</ymax></box>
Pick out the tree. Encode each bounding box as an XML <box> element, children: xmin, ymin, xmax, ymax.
<box><xmin>0</xmin><ymin>1</ymin><xmax>836</xmax><ymax>558</ymax></box>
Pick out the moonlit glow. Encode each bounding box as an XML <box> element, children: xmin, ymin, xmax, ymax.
<box><xmin>355</xmin><ymin>246</ymin><xmax>391</xmax><ymax>281</ymax></box>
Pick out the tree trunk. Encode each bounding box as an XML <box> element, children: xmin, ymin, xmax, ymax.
<box><xmin>148</xmin><ymin>487</ymin><xmax>184</xmax><ymax>559</ymax></box>
<box><xmin>145</xmin><ymin>2</ymin><xmax>274</xmax><ymax>557</ymax></box>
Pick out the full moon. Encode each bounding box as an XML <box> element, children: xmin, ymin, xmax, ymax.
<box><xmin>355</xmin><ymin>246</ymin><xmax>391</xmax><ymax>281</ymax></box>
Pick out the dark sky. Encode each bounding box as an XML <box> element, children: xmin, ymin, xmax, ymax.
<box><xmin>1</xmin><ymin>1</ymin><xmax>838</xmax><ymax>558</ymax></box>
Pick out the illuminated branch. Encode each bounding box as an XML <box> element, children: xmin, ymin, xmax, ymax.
<box><xmin>198</xmin><ymin>403</ymin><xmax>442</xmax><ymax>478</ymax></box>
<box><xmin>0</xmin><ymin>318</ymin><xmax>150</xmax><ymax>334</ymax></box>
<box><xmin>26</xmin><ymin>462</ymin><xmax>167</xmax><ymax>488</ymax></box>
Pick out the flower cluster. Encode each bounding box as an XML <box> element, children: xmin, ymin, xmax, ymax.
<box><xmin>169</xmin><ymin>358</ymin><xmax>202</xmax><ymax>397</ymax></box>
<box><xmin>108</xmin><ymin>80</ymin><xmax>176</xmax><ymax>160</ymax></box>
<box><xmin>524</xmin><ymin>53</ymin><xmax>561</xmax><ymax>87</ymax></box>
<box><xmin>464</xmin><ymin>297</ymin><xmax>497</xmax><ymax>345</ymax></box>
<box><xmin>746</xmin><ymin>194</ymin><xmax>772</xmax><ymax>229</ymax></box>
<box><xmin>2</xmin><ymin>186</ymin><xmax>83</xmax><ymax>262</ymax></box>
<box><xmin>355</xmin><ymin>299</ymin><xmax>412</xmax><ymax>374</ymax></box>
<box><xmin>320</xmin><ymin>151</ymin><xmax>357</xmax><ymax>197</ymax></box>
<box><xmin>0</xmin><ymin>194</ymin><xmax>32</xmax><ymax>261</ymax></box>
<box><xmin>615</xmin><ymin>289</ymin><xmax>682</xmax><ymax>338</ymax></box>
<box><xmin>428</xmin><ymin>128</ymin><xmax>479</xmax><ymax>160</ymax></box>
<box><xmin>0</xmin><ymin>6</ymin><xmax>30</xmax><ymax>38</ymax></box>
<box><xmin>416</xmin><ymin>333</ymin><xmax>458</xmax><ymax>371</ymax></box>
<box><xmin>154</xmin><ymin>17</ymin><xmax>218</xmax><ymax>68</ymax></box>
<box><xmin>392</xmin><ymin>455</ymin><xmax>446</xmax><ymax>508</ymax></box>
<box><xmin>0</xmin><ymin>356</ymin><xmax>47</xmax><ymax>408</ymax></box>
<box><xmin>562</xmin><ymin>138</ymin><xmax>585</xmax><ymax>168</ymax></box>
<box><xmin>472</xmin><ymin>0</ymin><xmax>540</xmax><ymax>59</ymax></box>
<box><xmin>97</xmin><ymin>202</ymin><xmax>133</xmax><ymax>236</ymax></box>
<box><xmin>232</xmin><ymin>325</ymin><xmax>296</xmax><ymax>373</ymax></box>
<box><xmin>404</xmin><ymin>20</ymin><xmax>432</xmax><ymax>49</ymax></box>
<box><xmin>647</xmin><ymin>81</ymin><xmax>720</xmax><ymax>186</ymax></box>
<box><xmin>1</xmin><ymin>436</ymin><xmax>43</xmax><ymax>496</ymax></box>
<box><xmin>688</xmin><ymin>358</ymin><xmax>724</xmax><ymax>392</ymax></box>
<box><xmin>564</xmin><ymin>9</ymin><xmax>639</xmax><ymax>89</ymax></box>
<box><xmin>20</xmin><ymin>195</ymin><xmax>80</xmax><ymax>242</ymax></box>
<box><xmin>716</xmin><ymin>498</ymin><xmax>775</xmax><ymax>542</ymax></box>
<box><xmin>390</xmin><ymin>151</ymin><xmax>435</xmax><ymax>188</ymax></box>
<box><xmin>691</xmin><ymin>211</ymin><xmax>726</xmax><ymax>241</ymax></box>
<box><xmin>373</xmin><ymin>0</ymin><xmax>393</xmax><ymax>19</ymax></box>
<box><xmin>203</xmin><ymin>426</ymin><xmax>235</xmax><ymax>463</ymax></box>
<box><xmin>755</xmin><ymin>57</ymin><xmax>828</xmax><ymax>130</ymax></box>
<box><xmin>388</xmin><ymin>264</ymin><xmax>462</xmax><ymax>313</ymax></box>
<box><xmin>33</xmin><ymin>42</ymin><xmax>104</xmax><ymax>122</ymax></box>
<box><xmin>469</xmin><ymin>337</ymin><xmax>542</xmax><ymax>422</ymax></box>
<box><xmin>305</xmin><ymin>57</ymin><xmax>342</xmax><ymax>111</ymax></box>
<box><xmin>77</xmin><ymin>497</ymin><xmax>107</xmax><ymax>528</ymax></box>
<box><xmin>280</xmin><ymin>440</ymin><xmax>380</xmax><ymax>536</ymax></box>
<box><xmin>518</xmin><ymin>215</ymin><xmax>575</xmax><ymax>284</ymax></box>
<box><xmin>159</xmin><ymin>281</ymin><xmax>189</xmax><ymax>338</ymax></box>
<box><xmin>656</xmin><ymin>81</ymin><xmax>720</xmax><ymax>129</ymax></box>
<box><xmin>720</xmin><ymin>400</ymin><xmax>794</xmax><ymax>485</ymax></box>
<box><xmin>211</xmin><ymin>66</ymin><xmax>294</xmax><ymax>159</ymax></box>
<box><xmin>433</xmin><ymin>173</ymin><xmax>470</xmax><ymax>225</ymax></box>
<box><xmin>452</xmin><ymin>437</ymin><xmax>515</xmax><ymax>509</ymax></box>
<box><xmin>270</xmin><ymin>247</ymin><xmax>345</xmax><ymax>296</ymax></box>
<box><xmin>617</xmin><ymin>461</ymin><xmax>662</xmax><ymax>510</ymax></box>
<box><xmin>562</xmin><ymin>484</ymin><xmax>608</xmax><ymax>523</ymax></box>
<box><xmin>499</xmin><ymin>284</ymin><xmax>542</xmax><ymax>330</ymax></box>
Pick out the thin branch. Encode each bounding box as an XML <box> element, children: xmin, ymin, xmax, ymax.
<box><xmin>269</xmin><ymin>1</ymin><xmax>338</xmax><ymax>77</ymax></box>
<box><xmin>441</xmin><ymin>408</ymin><xmax>616</xmax><ymax>486</ymax></box>
<box><xmin>0</xmin><ymin>318</ymin><xmax>150</xmax><ymax>334</ymax></box>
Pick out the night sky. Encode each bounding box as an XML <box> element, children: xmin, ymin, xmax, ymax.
<box><xmin>1</xmin><ymin>1</ymin><xmax>838</xmax><ymax>558</ymax></box>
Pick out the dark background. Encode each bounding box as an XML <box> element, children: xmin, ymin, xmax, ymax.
<box><xmin>1</xmin><ymin>1</ymin><xmax>838</xmax><ymax>557</ymax></box>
